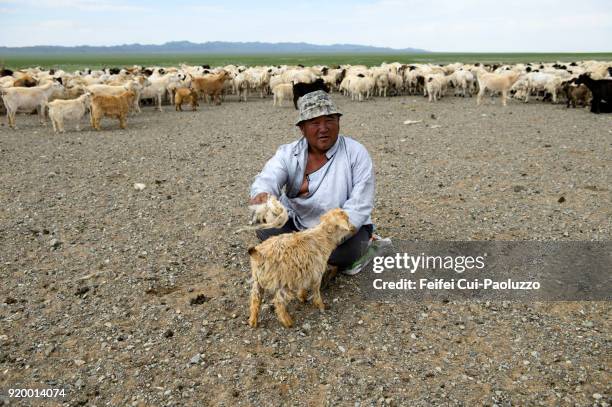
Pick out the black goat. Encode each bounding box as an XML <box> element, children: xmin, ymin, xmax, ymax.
<box><xmin>574</xmin><ymin>74</ymin><xmax>612</xmax><ymax>113</ymax></box>
<box><xmin>0</xmin><ymin>68</ymin><xmax>13</xmax><ymax>77</ymax></box>
<box><xmin>292</xmin><ymin>78</ymin><xmax>330</xmax><ymax>109</ymax></box>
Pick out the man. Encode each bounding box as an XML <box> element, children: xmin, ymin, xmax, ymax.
<box><xmin>249</xmin><ymin>90</ymin><xmax>375</xmax><ymax>270</ymax></box>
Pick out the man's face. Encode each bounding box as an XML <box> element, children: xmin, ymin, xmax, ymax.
<box><xmin>299</xmin><ymin>114</ymin><xmax>340</xmax><ymax>153</ymax></box>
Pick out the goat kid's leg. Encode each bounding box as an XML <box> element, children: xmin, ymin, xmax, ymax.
<box><xmin>248</xmin><ymin>281</ymin><xmax>264</xmax><ymax>328</ymax></box>
<box><xmin>311</xmin><ymin>278</ymin><xmax>327</xmax><ymax>312</ymax></box>
<box><xmin>297</xmin><ymin>288</ymin><xmax>308</xmax><ymax>303</ymax></box>
<box><xmin>273</xmin><ymin>290</ymin><xmax>293</xmax><ymax>328</ymax></box>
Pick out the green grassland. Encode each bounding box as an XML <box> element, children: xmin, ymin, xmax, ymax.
<box><xmin>1</xmin><ymin>52</ymin><xmax>611</xmax><ymax>70</ymax></box>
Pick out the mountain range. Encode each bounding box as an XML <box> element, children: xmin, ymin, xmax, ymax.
<box><xmin>0</xmin><ymin>41</ymin><xmax>429</xmax><ymax>54</ymax></box>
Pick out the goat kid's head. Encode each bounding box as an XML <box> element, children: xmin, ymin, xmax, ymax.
<box><xmin>319</xmin><ymin>208</ymin><xmax>356</xmax><ymax>241</ymax></box>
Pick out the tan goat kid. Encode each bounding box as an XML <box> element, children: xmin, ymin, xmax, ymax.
<box><xmin>174</xmin><ymin>88</ymin><xmax>199</xmax><ymax>111</ymax></box>
<box><xmin>248</xmin><ymin>208</ymin><xmax>355</xmax><ymax>328</ymax></box>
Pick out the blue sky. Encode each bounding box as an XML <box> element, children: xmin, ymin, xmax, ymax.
<box><xmin>0</xmin><ymin>0</ymin><xmax>610</xmax><ymax>52</ymax></box>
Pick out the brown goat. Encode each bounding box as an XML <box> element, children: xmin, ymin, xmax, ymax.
<box><xmin>90</xmin><ymin>91</ymin><xmax>135</xmax><ymax>130</ymax></box>
<box><xmin>563</xmin><ymin>83</ymin><xmax>591</xmax><ymax>108</ymax></box>
<box><xmin>174</xmin><ymin>87</ymin><xmax>199</xmax><ymax>111</ymax></box>
<box><xmin>13</xmin><ymin>74</ymin><xmax>37</xmax><ymax>87</ymax></box>
<box><xmin>191</xmin><ymin>70</ymin><xmax>230</xmax><ymax>105</ymax></box>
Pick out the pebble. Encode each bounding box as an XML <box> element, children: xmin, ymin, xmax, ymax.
<box><xmin>189</xmin><ymin>354</ymin><xmax>202</xmax><ymax>365</ymax></box>
<box><xmin>49</xmin><ymin>238</ymin><xmax>62</xmax><ymax>249</ymax></box>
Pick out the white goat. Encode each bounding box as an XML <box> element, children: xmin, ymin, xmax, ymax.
<box><xmin>1</xmin><ymin>82</ymin><xmax>63</xmax><ymax>128</ymax></box>
<box><xmin>47</xmin><ymin>93</ymin><xmax>91</xmax><ymax>133</ymax></box>
<box><xmin>272</xmin><ymin>84</ymin><xmax>293</xmax><ymax>107</ymax></box>
<box><xmin>476</xmin><ymin>70</ymin><xmax>522</xmax><ymax>106</ymax></box>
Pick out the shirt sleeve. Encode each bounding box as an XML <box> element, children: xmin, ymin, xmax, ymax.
<box><xmin>342</xmin><ymin>143</ymin><xmax>375</xmax><ymax>230</ymax></box>
<box><xmin>250</xmin><ymin>146</ymin><xmax>289</xmax><ymax>198</ymax></box>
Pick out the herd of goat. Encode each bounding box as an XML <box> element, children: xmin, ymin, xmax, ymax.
<box><xmin>0</xmin><ymin>60</ymin><xmax>611</xmax><ymax>131</ymax></box>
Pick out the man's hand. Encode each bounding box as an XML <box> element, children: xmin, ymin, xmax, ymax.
<box><xmin>249</xmin><ymin>192</ymin><xmax>270</xmax><ymax>205</ymax></box>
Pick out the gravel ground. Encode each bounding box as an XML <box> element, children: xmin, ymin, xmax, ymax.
<box><xmin>0</xmin><ymin>93</ymin><xmax>610</xmax><ymax>406</ymax></box>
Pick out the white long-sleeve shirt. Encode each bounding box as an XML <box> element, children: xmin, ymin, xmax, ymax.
<box><xmin>250</xmin><ymin>135</ymin><xmax>375</xmax><ymax>230</ymax></box>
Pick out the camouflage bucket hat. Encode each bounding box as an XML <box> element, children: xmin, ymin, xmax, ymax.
<box><xmin>296</xmin><ymin>90</ymin><xmax>342</xmax><ymax>126</ymax></box>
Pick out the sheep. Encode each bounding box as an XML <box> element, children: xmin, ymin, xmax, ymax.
<box><xmin>425</xmin><ymin>75</ymin><xmax>443</xmax><ymax>102</ymax></box>
<box><xmin>524</xmin><ymin>72</ymin><xmax>564</xmax><ymax>103</ymax></box>
<box><xmin>347</xmin><ymin>74</ymin><xmax>375</xmax><ymax>102</ymax></box>
<box><xmin>280</xmin><ymin>69</ymin><xmax>316</xmax><ymax>85</ymax></box>
<box><xmin>89</xmin><ymin>91</ymin><xmax>135</xmax><ymax>130</ymax></box>
<box><xmin>191</xmin><ymin>70</ymin><xmax>231</xmax><ymax>105</ymax></box>
<box><xmin>233</xmin><ymin>70</ymin><xmax>250</xmax><ymax>101</ymax></box>
<box><xmin>476</xmin><ymin>70</ymin><xmax>522</xmax><ymax>106</ymax></box>
<box><xmin>1</xmin><ymin>81</ymin><xmax>63</xmax><ymax>128</ymax></box>
<box><xmin>387</xmin><ymin>71</ymin><xmax>404</xmax><ymax>96</ymax></box>
<box><xmin>449</xmin><ymin>69</ymin><xmax>475</xmax><ymax>97</ymax></box>
<box><xmin>375</xmin><ymin>73</ymin><xmax>390</xmax><ymax>97</ymax></box>
<box><xmin>268</xmin><ymin>74</ymin><xmax>286</xmax><ymax>95</ymax></box>
<box><xmin>174</xmin><ymin>87</ymin><xmax>199</xmax><ymax>111</ymax></box>
<box><xmin>272</xmin><ymin>83</ymin><xmax>293</xmax><ymax>107</ymax></box>
<box><xmin>321</xmin><ymin>68</ymin><xmax>346</xmax><ymax>92</ymax></box>
<box><xmin>245</xmin><ymin>68</ymin><xmax>271</xmax><ymax>99</ymax></box>
<box><xmin>47</xmin><ymin>93</ymin><xmax>91</xmax><ymax>133</ymax></box>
